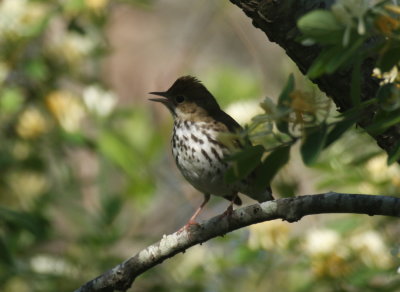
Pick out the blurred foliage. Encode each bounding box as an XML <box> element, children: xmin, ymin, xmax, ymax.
<box><xmin>204</xmin><ymin>68</ymin><xmax>263</xmax><ymax>107</ymax></box>
<box><xmin>0</xmin><ymin>0</ymin><xmax>162</xmax><ymax>291</ymax></box>
<box><xmin>0</xmin><ymin>0</ymin><xmax>399</xmax><ymax>292</ymax></box>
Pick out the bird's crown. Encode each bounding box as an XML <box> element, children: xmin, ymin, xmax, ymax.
<box><xmin>150</xmin><ymin>75</ymin><xmax>242</xmax><ymax>130</ymax></box>
<box><xmin>168</xmin><ymin>76</ymin><xmax>204</xmax><ymax>93</ymax></box>
<box><xmin>149</xmin><ymin>75</ymin><xmax>221</xmax><ymax>118</ymax></box>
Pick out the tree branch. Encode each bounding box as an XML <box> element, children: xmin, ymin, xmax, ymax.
<box><xmin>229</xmin><ymin>0</ymin><xmax>400</xmax><ymax>161</ymax></box>
<box><xmin>75</xmin><ymin>192</ymin><xmax>400</xmax><ymax>292</ymax></box>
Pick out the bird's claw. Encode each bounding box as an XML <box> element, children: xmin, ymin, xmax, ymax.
<box><xmin>177</xmin><ymin>220</ymin><xmax>200</xmax><ymax>234</ymax></box>
<box><xmin>220</xmin><ymin>204</ymin><xmax>234</xmax><ymax>219</ymax></box>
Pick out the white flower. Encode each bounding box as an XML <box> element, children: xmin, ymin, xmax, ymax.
<box><xmin>83</xmin><ymin>85</ymin><xmax>117</xmax><ymax>117</ymax></box>
<box><xmin>349</xmin><ymin>230</ymin><xmax>391</xmax><ymax>268</ymax></box>
<box><xmin>31</xmin><ymin>255</ymin><xmax>75</xmax><ymax>276</ymax></box>
<box><xmin>225</xmin><ymin>100</ymin><xmax>263</xmax><ymax>125</ymax></box>
<box><xmin>0</xmin><ymin>0</ymin><xmax>26</xmax><ymax>34</ymax></box>
<box><xmin>366</xmin><ymin>154</ymin><xmax>400</xmax><ymax>182</ymax></box>
<box><xmin>304</xmin><ymin>229</ymin><xmax>341</xmax><ymax>256</ymax></box>
<box><xmin>372</xmin><ymin>66</ymin><xmax>399</xmax><ymax>85</ymax></box>
<box><xmin>0</xmin><ymin>0</ymin><xmax>47</xmax><ymax>38</ymax></box>
<box><xmin>46</xmin><ymin>28</ymin><xmax>96</xmax><ymax>64</ymax></box>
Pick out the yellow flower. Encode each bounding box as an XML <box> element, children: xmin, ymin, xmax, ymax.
<box><xmin>312</xmin><ymin>253</ymin><xmax>351</xmax><ymax>278</ymax></box>
<box><xmin>290</xmin><ymin>90</ymin><xmax>316</xmax><ymax>114</ymax></box>
<box><xmin>289</xmin><ymin>90</ymin><xmax>320</xmax><ymax>126</ymax></box>
<box><xmin>375</xmin><ymin>14</ymin><xmax>400</xmax><ymax>36</ymax></box>
<box><xmin>304</xmin><ymin>228</ymin><xmax>351</xmax><ymax>278</ymax></box>
<box><xmin>46</xmin><ymin>90</ymin><xmax>85</xmax><ymax>132</ymax></box>
<box><xmin>385</xmin><ymin>5</ymin><xmax>400</xmax><ymax>15</ymax></box>
<box><xmin>12</xmin><ymin>142</ymin><xmax>30</xmax><ymax>160</ymax></box>
<box><xmin>3</xmin><ymin>277</ymin><xmax>30</xmax><ymax>292</ymax></box>
<box><xmin>248</xmin><ymin>220</ymin><xmax>290</xmax><ymax>250</ymax></box>
<box><xmin>7</xmin><ymin>171</ymin><xmax>48</xmax><ymax>208</ymax></box>
<box><xmin>85</xmin><ymin>0</ymin><xmax>108</xmax><ymax>11</ymax></box>
<box><xmin>16</xmin><ymin>107</ymin><xmax>48</xmax><ymax>139</ymax></box>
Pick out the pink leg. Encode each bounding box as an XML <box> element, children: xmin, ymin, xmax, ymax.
<box><xmin>221</xmin><ymin>195</ymin><xmax>237</xmax><ymax>217</ymax></box>
<box><xmin>178</xmin><ymin>193</ymin><xmax>210</xmax><ymax>232</ymax></box>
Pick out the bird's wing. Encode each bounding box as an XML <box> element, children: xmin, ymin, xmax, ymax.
<box><xmin>214</xmin><ymin>110</ymin><xmax>242</xmax><ymax>133</ymax></box>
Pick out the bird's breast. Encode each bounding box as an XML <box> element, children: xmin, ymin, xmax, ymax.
<box><xmin>171</xmin><ymin>119</ymin><xmax>231</xmax><ymax>195</ymax></box>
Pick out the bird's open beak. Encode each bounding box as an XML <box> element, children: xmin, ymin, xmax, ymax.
<box><xmin>148</xmin><ymin>91</ymin><xmax>169</xmax><ymax>103</ymax></box>
<box><xmin>149</xmin><ymin>91</ymin><xmax>167</xmax><ymax>96</ymax></box>
<box><xmin>148</xmin><ymin>91</ymin><xmax>174</xmax><ymax>113</ymax></box>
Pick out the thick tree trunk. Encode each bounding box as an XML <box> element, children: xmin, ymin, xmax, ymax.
<box><xmin>229</xmin><ymin>0</ymin><xmax>400</xmax><ymax>158</ymax></box>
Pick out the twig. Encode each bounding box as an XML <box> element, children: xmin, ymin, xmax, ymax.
<box><xmin>74</xmin><ymin>192</ymin><xmax>400</xmax><ymax>292</ymax></box>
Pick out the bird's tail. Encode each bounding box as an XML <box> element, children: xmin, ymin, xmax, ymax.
<box><xmin>256</xmin><ymin>186</ymin><xmax>274</xmax><ymax>203</ymax></box>
<box><xmin>242</xmin><ymin>184</ymin><xmax>274</xmax><ymax>203</ymax></box>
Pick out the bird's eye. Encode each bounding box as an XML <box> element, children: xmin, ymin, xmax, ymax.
<box><xmin>175</xmin><ymin>95</ymin><xmax>185</xmax><ymax>103</ymax></box>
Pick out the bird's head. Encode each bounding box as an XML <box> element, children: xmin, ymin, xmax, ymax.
<box><xmin>149</xmin><ymin>76</ymin><xmax>221</xmax><ymax>120</ymax></box>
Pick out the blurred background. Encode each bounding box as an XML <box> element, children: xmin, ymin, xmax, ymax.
<box><xmin>0</xmin><ymin>0</ymin><xmax>399</xmax><ymax>291</ymax></box>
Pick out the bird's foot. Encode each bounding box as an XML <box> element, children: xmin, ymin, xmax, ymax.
<box><xmin>177</xmin><ymin>219</ymin><xmax>200</xmax><ymax>234</ymax></box>
<box><xmin>220</xmin><ymin>204</ymin><xmax>234</xmax><ymax>219</ymax></box>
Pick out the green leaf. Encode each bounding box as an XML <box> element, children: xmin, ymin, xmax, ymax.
<box><xmin>377</xmin><ymin>44</ymin><xmax>400</xmax><ymax>72</ymax></box>
<box><xmin>99</xmin><ymin>131</ymin><xmax>137</xmax><ymax>176</ymax></box>
<box><xmin>307</xmin><ymin>37</ymin><xmax>365</xmax><ymax>79</ymax></box>
<box><xmin>276</xmin><ymin>74</ymin><xmax>295</xmax><ymax>135</ymax></box>
<box><xmin>298</xmin><ymin>10</ymin><xmax>342</xmax><ymax>44</ymax></box>
<box><xmin>61</xmin><ymin>131</ymin><xmax>96</xmax><ymax>148</ymax></box>
<box><xmin>25</xmin><ymin>60</ymin><xmax>49</xmax><ymax>81</ymax></box>
<box><xmin>0</xmin><ymin>88</ymin><xmax>24</xmax><ymax>114</ymax></box>
<box><xmin>301</xmin><ymin>124</ymin><xmax>328</xmax><ymax>165</ymax></box>
<box><xmin>377</xmin><ymin>83</ymin><xmax>400</xmax><ymax>112</ymax></box>
<box><xmin>366</xmin><ymin>110</ymin><xmax>400</xmax><ymax>135</ymax></box>
<box><xmin>277</xmin><ymin>74</ymin><xmax>295</xmax><ymax>106</ymax></box>
<box><xmin>324</xmin><ymin>118</ymin><xmax>356</xmax><ymax>149</ymax></box>
<box><xmin>307</xmin><ymin>46</ymin><xmax>342</xmax><ymax>79</ymax></box>
<box><xmin>0</xmin><ymin>207</ymin><xmax>47</xmax><ymax>237</ymax></box>
<box><xmin>350</xmin><ymin>55</ymin><xmax>362</xmax><ymax>106</ymax></box>
<box><xmin>324</xmin><ymin>37</ymin><xmax>365</xmax><ymax>74</ymax></box>
<box><xmin>254</xmin><ymin>145</ymin><xmax>291</xmax><ymax>189</ymax></box>
<box><xmin>387</xmin><ymin>140</ymin><xmax>400</xmax><ymax>165</ymax></box>
<box><xmin>0</xmin><ymin>236</ymin><xmax>13</xmax><ymax>265</ymax></box>
<box><xmin>64</xmin><ymin>0</ymin><xmax>85</xmax><ymax>13</ymax></box>
<box><xmin>101</xmin><ymin>196</ymin><xmax>123</xmax><ymax>226</ymax></box>
<box><xmin>225</xmin><ymin>145</ymin><xmax>264</xmax><ymax>183</ymax></box>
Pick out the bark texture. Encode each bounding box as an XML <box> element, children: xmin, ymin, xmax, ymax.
<box><xmin>75</xmin><ymin>193</ymin><xmax>400</xmax><ymax>292</ymax></box>
<box><xmin>229</xmin><ymin>0</ymin><xmax>400</xmax><ymax>159</ymax></box>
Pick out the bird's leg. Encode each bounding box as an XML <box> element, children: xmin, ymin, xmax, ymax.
<box><xmin>178</xmin><ymin>193</ymin><xmax>210</xmax><ymax>233</ymax></box>
<box><xmin>188</xmin><ymin>193</ymin><xmax>210</xmax><ymax>224</ymax></box>
<box><xmin>221</xmin><ymin>195</ymin><xmax>237</xmax><ymax>218</ymax></box>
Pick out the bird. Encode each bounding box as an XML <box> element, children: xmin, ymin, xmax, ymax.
<box><xmin>149</xmin><ymin>76</ymin><xmax>273</xmax><ymax>227</ymax></box>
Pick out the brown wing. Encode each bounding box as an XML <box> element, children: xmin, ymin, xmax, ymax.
<box><xmin>213</xmin><ymin>110</ymin><xmax>242</xmax><ymax>133</ymax></box>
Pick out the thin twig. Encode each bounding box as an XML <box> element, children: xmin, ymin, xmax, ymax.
<box><xmin>75</xmin><ymin>192</ymin><xmax>400</xmax><ymax>292</ymax></box>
